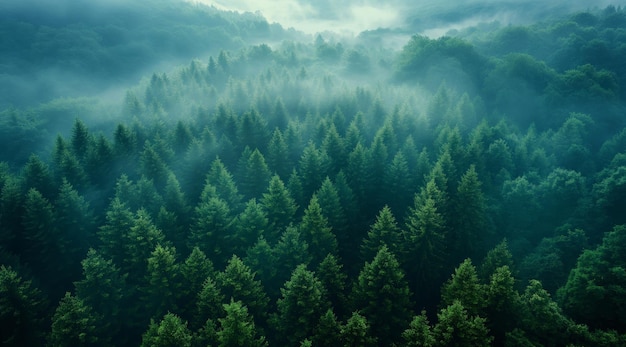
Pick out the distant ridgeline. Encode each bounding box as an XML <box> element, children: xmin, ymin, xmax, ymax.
<box><xmin>0</xmin><ymin>0</ymin><xmax>290</xmax><ymax>107</ymax></box>
<box><xmin>2</xmin><ymin>4</ymin><xmax>626</xmax><ymax>347</ymax></box>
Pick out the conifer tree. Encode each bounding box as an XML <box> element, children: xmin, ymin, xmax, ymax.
<box><xmin>217</xmin><ymin>255</ymin><xmax>270</xmax><ymax>331</ymax></box>
<box><xmin>440</xmin><ymin>259</ymin><xmax>486</xmax><ymax>316</ymax></box>
<box><xmin>143</xmin><ymin>245</ymin><xmax>180</xmax><ymax>319</ymax></box>
<box><xmin>384</xmin><ymin>151</ymin><xmax>412</xmax><ymax>216</ymax></box>
<box><xmin>274</xmin><ymin>264</ymin><xmax>330</xmax><ymax>346</ymax></box>
<box><xmin>313</xmin><ymin>309</ymin><xmax>342</xmax><ymax>347</ymax></box>
<box><xmin>195</xmin><ymin>277</ymin><xmax>225</xmax><ymax>329</ymax></box>
<box><xmin>340</xmin><ymin>311</ymin><xmax>376</xmax><ymax>347</ymax></box>
<box><xmin>21</xmin><ymin>154</ymin><xmax>55</xmax><ymax>199</ymax></box>
<box><xmin>402</xmin><ymin>311</ymin><xmax>435</xmax><ymax>347</ymax></box>
<box><xmin>140</xmin><ymin>313</ymin><xmax>192</xmax><ymax>347</ymax></box>
<box><xmin>267</xmin><ymin>128</ymin><xmax>291</xmax><ymax>179</ymax></box>
<box><xmin>361</xmin><ymin>205</ymin><xmax>402</xmax><ymax>263</ymax></box>
<box><xmin>450</xmin><ymin>165</ymin><xmax>488</xmax><ymax>262</ymax></box>
<box><xmin>217</xmin><ymin>300</ymin><xmax>268</xmax><ymax>347</ymax></box>
<box><xmin>322</xmin><ymin>123</ymin><xmax>347</xmax><ymax>176</ymax></box>
<box><xmin>316</xmin><ymin>177</ymin><xmax>348</xmax><ymax>245</ymax></box>
<box><xmin>49</xmin><ymin>293</ymin><xmax>98</xmax><ymax>347</ymax></box>
<box><xmin>317</xmin><ymin>254</ymin><xmax>348</xmax><ymax>317</ymax></box>
<box><xmin>179</xmin><ymin>247</ymin><xmax>215</xmax><ymax>321</ymax></box>
<box><xmin>0</xmin><ymin>265</ymin><xmax>47</xmax><ymax>347</ymax></box>
<box><xmin>124</xmin><ymin>209</ymin><xmax>166</xmax><ymax>280</ymax></box>
<box><xmin>299</xmin><ymin>141</ymin><xmax>329</xmax><ymax>199</ymax></box>
<box><xmin>240</xmin><ymin>148</ymin><xmax>272</xmax><ymax>199</ymax></box>
<box><xmin>244</xmin><ymin>236</ymin><xmax>277</xmax><ymax>291</ymax></box>
<box><xmin>207</xmin><ymin>157</ymin><xmax>243</xmax><ymax>211</ymax></box>
<box><xmin>260</xmin><ymin>175</ymin><xmax>297</xmax><ymax>242</ymax></box>
<box><xmin>98</xmin><ymin>197</ymin><xmax>135</xmax><ymax>267</ymax></box>
<box><xmin>433</xmin><ymin>301</ymin><xmax>493</xmax><ymax>347</ymax></box>
<box><xmin>352</xmin><ymin>246</ymin><xmax>412</xmax><ymax>346</ymax></box>
<box><xmin>232</xmin><ymin>199</ymin><xmax>269</xmax><ymax>256</ymax></box>
<box><xmin>74</xmin><ymin>249</ymin><xmax>127</xmax><ymax>343</ymax></box>
<box><xmin>189</xmin><ymin>196</ymin><xmax>234</xmax><ymax>267</ymax></box>
<box><xmin>299</xmin><ymin>194</ymin><xmax>338</xmax><ymax>265</ymax></box>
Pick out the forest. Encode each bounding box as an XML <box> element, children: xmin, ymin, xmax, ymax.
<box><xmin>2</xmin><ymin>1</ymin><xmax>626</xmax><ymax>346</ymax></box>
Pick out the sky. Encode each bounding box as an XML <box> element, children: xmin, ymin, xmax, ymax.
<box><xmin>192</xmin><ymin>0</ymin><xmax>625</xmax><ymax>37</ymax></box>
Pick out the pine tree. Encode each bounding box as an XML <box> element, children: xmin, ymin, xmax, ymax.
<box><xmin>179</xmin><ymin>247</ymin><xmax>215</xmax><ymax>321</ymax></box>
<box><xmin>143</xmin><ymin>245</ymin><xmax>180</xmax><ymax>319</ymax></box>
<box><xmin>189</xmin><ymin>196</ymin><xmax>234</xmax><ymax>267</ymax></box>
<box><xmin>0</xmin><ymin>265</ymin><xmax>47</xmax><ymax>347</ymax></box>
<box><xmin>440</xmin><ymin>259</ymin><xmax>486</xmax><ymax>316</ymax></box>
<box><xmin>140</xmin><ymin>313</ymin><xmax>192</xmax><ymax>347</ymax></box>
<box><xmin>70</xmin><ymin>119</ymin><xmax>92</xmax><ymax>160</ymax></box>
<box><xmin>384</xmin><ymin>151</ymin><xmax>412</xmax><ymax>216</ymax></box>
<box><xmin>260</xmin><ymin>175</ymin><xmax>297</xmax><ymax>243</ymax></box>
<box><xmin>340</xmin><ymin>311</ymin><xmax>376</xmax><ymax>347</ymax></box>
<box><xmin>21</xmin><ymin>154</ymin><xmax>55</xmax><ymax>199</ymax></box>
<box><xmin>484</xmin><ymin>266</ymin><xmax>520</xmax><ymax>344</ymax></box>
<box><xmin>49</xmin><ymin>293</ymin><xmax>98</xmax><ymax>347</ymax></box>
<box><xmin>74</xmin><ymin>249</ymin><xmax>127</xmax><ymax>343</ymax></box>
<box><xmin>450</xmin><ymin>165</ymin><xmax>488</xmax><ymax>262</ymax></box>
<box><xmin>361</xmin><ymin>205</ymin><xmax>402</xmax><ymax>263</ymax></box>
<box><xmin>322</xmin><ymin>123</ymin><xmax>347</xmax><ymax>176</ymax></box>
<box><xmin>299</xmin><ymin>141</ymin><xmax>329</xmax><ymax>199</ymax></box>
<box><xmin>313</xmin><ymin>309</ymin><xmax>342</xmax><ymax>347</ymax></box>
<box><xmin>267</xmin><ymin>128</ymin><xmax>291</xmax><ymax>180</ymax></box>
<box><xmin>317</xmin><ymin>254</ymin><xmax>348</xmax><ymax>317</ymax></box>
<box><xmin>244</xmin><ymin>236</ymin><xmax>277</xmax><ymax>293</ymax></box>
<box><xmin>217</xmin><ymin>300</ymin><xmax>268</xmax><ymax>347</ymax></box>
<box><xmin>232</xmin><ymin>199</ymin><xmax>269</xmax><ymax>256</ymax></box>
<box><xmin>195</xmin><ymin>277</ymin><xmax>225</xmax><ymax>329</ymax></box>
<box><xmin>274</xmin><ymin>264</ymin><xmax>330</xmax><ymax>346</ymax></box>
<box><xmin>352</xmin><ymin>246</ymin><xmax>412</xmax><ymax>346</ymax></box>
<box><xmin>217</xmin><ymin>255</ymin><xmax>270</xmax><ymax>331</ymax></box>
<box><xmin>240</xmin><ymin>149</ymin><xmax>272</xmax><ymax>199</ymax></box>
<box><xmin>98</xmin><ymin>198</ymin><xmax>134</xmax><ymax>267</ymax></box>
<box><xmin>124</xmin><ymin>209</ymin><xmax>166</xmax><ymax>280</ymax></box>
<box><xmin>299</xmin><ymin>194</ymin><xmax>338</xmax><ymax>265</ymax></box>
<box><xmin>206</xmin><ymin>157</ymin><xmax>243</xmax><ymax>211</ymax></box>
<box><xmin>316</xmin><ymin>177</ymin><xmax>348</xmax><ymax>247</ymax></box>
<box><xmin>433</xmin><ymin>301</ymin><xmax>493</xmax><ymax>347</ymax></box>
<box><xmin>478</xmin><ymin>239</ymin><xmax>514</xmax><ymax>281</ymax></box>
<box><xmin>402</xmin><ymin>311</ymin><xmax>435</xmax><ymax>347</ymax></box>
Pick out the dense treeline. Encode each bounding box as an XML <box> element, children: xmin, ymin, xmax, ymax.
<box><xmin>2</xmin><ymin>5</ymin><xmax>626</xmax><ymax>347</ymax></box>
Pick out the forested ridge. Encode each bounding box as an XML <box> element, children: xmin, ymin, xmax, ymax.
<box><xmin>2</xmin><ymin>3</ymin><xmax>626</xmax><ymax>347</ymax></box>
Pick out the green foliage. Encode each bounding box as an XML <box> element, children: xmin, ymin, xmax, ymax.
<box><xmin>402</xmin><ymin>312</ymin><xmax>435</xmax><ymax>347</ymax></box>
<box><xmin>140</xmin><ymin>313</ymin><xmax>192</xmax><ymax>347</ymax></box>
<box><xmin>352</xmin><ymin>246</ymin><xmax>412</xmax><ymax>346</ymax></box>
<box><xmin>274</xmin><ymin>264</ymin><xmax>329</xmax><ymax>346</ymax></box>
<box><xmin>433</xmin><ymin>301</ymin><xmax>493</xmax><ymax>347</ymax></box>
<box><xmin>217</xmin><ymin>300</ymin><xmax>268</xmax><ymax>347</ymax></box>
<box><xmin>49</xmin><ymin>293</ymin><xmax>98</xmax><ymax>347</ymax></box>
<box><xmin>0</xmin><ymin>265</ymin><xmax>47</xmax><ymax>347</ymax></box>
<box><xmin>299</xmin><ymin>194</ymin><xmax>338</xmax><ymax>265</ymax></box>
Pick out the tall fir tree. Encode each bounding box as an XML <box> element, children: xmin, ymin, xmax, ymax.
<box><xmin>299</xmin><ymin>194</ymin><xmax>338</xmax><ymax>265</ymax></box>
<box><xmin>49</xmin><ymin>293</ymin><xmax>99</xmax><ymax>347</ymax></box>
<box><xmin>352</xmin><ymin>246</ymin><xmax>412</xmax><ymax>346</ymax></box>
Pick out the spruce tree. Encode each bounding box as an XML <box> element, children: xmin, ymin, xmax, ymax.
<box><xmin>217</xmin><ymin>300</ymin><xmax>268</xmax><ymax>347</ymax></box>
<box><xmin>49</xmin><ymin>293</ymin><xmax>98</xmax><ymax>347</ymax></box>
<box><xmin>299</xmin><ymin>194</ymin><xmax>338</xmax><ymax>265</ymax></box>
<box><xmin>352</xmin><ymin>246</ymin><xmax>412</xmax><ymax>346</ymax></box>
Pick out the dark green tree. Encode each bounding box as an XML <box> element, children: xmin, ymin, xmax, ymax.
<box><xmin>299</xmin><ymin>141</ymin><xmax>330</xmax><ymax>199</ymax></box>
<box><xmin>0</xmin><ymin>265</ymin><xmax>47</xmax><ymax>347</ymax></box>
<box><xmin>140</xmin><ymin>313</ymin><xmax>192</xmax><ymax>347</ymax></box>
<box><xmin>402</xmin><ymin>311</ymin><xmax>435</xmax><ymax>347</ymax></box>
<box><xmin>478</xmin><ymin>239</ymin><xmax>514</xmax><ymax>281</ymax></box>
<box><xmin>232</xmin><ymin>199</ymin><xmax>269</xmax><ymax>256</ymax></box>
<box><xmin>440</xmin><ymin>259</ymin><xmax>486</xmax><ymax>316</ymax></box>
<box><xmin>299</xmin><ymin>194</ymin><xmax>338</xmax><ymax>265</ymax></box>
<box><xmin>179</xmin><ymin>247</ymin><xmax>215</xmax><ymax>321</ymax></box>
<box><xmin>557</xmin><ymin>225</ymin><xmax>626</xmax><ymax>332</ymax></box>
<box><xmin>98</xmin><ymin>198</ymin><xmax>135</xmax><ymax>267</ymax></box>
<box><xmin>361</xmin><ymin>205</ymin><xmax>402</xmax><ymax>263</ymax></box>
<box><xmin>74</xmin><ymin>249</ymin><xmax>127</xmax><ymax>344</ymax></box>
<box><xmin>195</xmin><ymin>277</ymin><xmax>225</xmax><ymax>329</ymax></box>
<box><xmin>244</xmin><ymin>236</ymin><xmax>277</xmax><ymax>293</ymax></box>
<box><xmin>432</xmin><ymin>301</ymin><xmax>493</xmax><ymax>347</ymax></box>
<box><xmin>316</xmin><ymin>177</ymin><xmax>348</xmax><ymax>246</ymax></box>
<box><xmin>260</xmin><ymin>175</ymin><xmax>298</xmax><ymax>243</ymax></box>
<box><xmin>189</xmin><ymin>196</ymin><xmax>234</xmax><ymax>267</ymax></box>
<box><xmin>340</xmin><ymin>311</ymin><xmax>376</xmax><ymax>347</ymax></box>
<box><xmin>49</xmin><ymin>293</ymin><xmax>98</xmax><ymax>347</ymax></box>
<box><xmin>267</xmin><ymin>128</ymin><xmax>291</xmax><ymax>180</ymax></box>
<box><xmin>274</xmin><ymin>264</ymin><xmax>330</xmax><ymax>346</ymax></box>
<box><xmin>352</xmin><ymin>246</ymin><xmax>412</xmax><ymax>346</ymax></box>
<box><xmin>206</xmin><ymin>157</ymin><xmax>243</xmax><ymax>211</ymax></box>
<box><xmin>217</xmin><ymin>300</ymin><xmax>268</xmax><ymax>347</ymax></box>
<box><xmin>313</xmin><ymin>309</ymin><xmax>342</xmax><ymax>347</ymax></box>
<box><xmin>123</xmin><ymin>209</ymin><xmax>166</xmax><ymax>280</ymax></box>
<box><xmin>450</xmin><ymin>165</ymin><xmax>488</xmax><ymax>261</ymax></box>
<box><xmin>21</xmin><ymin>154</ymin><xmax>55</xmax><ymax>199</ymax></box>
<box><xmin>384</xmin><ymin>151</ymin><xmax>412</xmax><ymax>216</ymax></box>
<box><xmin>317</xmin><ymin>254</ymin><xmax>348</xmax><ymax>317</ymax></box>
<box><xmin>240</xmin><ymin>148</ymin><xmax>272</xmax><ymax>199</ymax></box>
<box><xmin>143</xmin><ymin>245</ymin><xmax>180</xmax><ymax>320</ymax></box>
<box><xmin>217</xmin><ymin>255</ymin><xmax>270</xmax><ymax>331</ymax></box>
